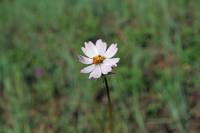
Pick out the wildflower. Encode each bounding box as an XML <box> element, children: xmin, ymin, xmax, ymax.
<box><xmin>79</xmin><ymin>39</ymin><xmax>120</xmax><ymax>79</ymax></box>
<box><xmin>35</xmin><ymin>68</ymin><xmax>44</xmax><ymax>77</ymax></box>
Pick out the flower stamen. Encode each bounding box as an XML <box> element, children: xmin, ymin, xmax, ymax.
<box><xmin>93</xmin><ymin>55</ymin><xmax>105</xmax><ymax>64</ymax></box>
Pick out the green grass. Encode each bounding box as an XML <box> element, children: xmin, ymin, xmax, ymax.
<box><xmin>0</xmin><ymin>0</ymin><xmax>200</xmax><ymax>132</ymax></box>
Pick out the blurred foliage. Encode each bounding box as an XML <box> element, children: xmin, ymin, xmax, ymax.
<box><xmin>0</xmin><ymin>0</ymin><xmax>200</xmax><ymax>132</ymax></box>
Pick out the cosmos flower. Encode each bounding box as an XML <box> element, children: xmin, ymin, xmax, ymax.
<box><xmin>79</xmin><ymin>39</ymin><xmax>120</xmax><ymax>79</ymax></box>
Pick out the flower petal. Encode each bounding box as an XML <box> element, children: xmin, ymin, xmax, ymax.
<box><xmin>89</xmin><ymin>65</ymin><xmax>102</xmax><ymax>79</ymax></box>
<box><xmin>78</xmin><ymin>55</ymin><xmax>93</xmax><ymax>64</ymax></box>
<box><xmin>82</xmin><ymin>41</ymin><xmax>98</xmax><ymax>58</ymax></box>
<box><xmin>104</xmin><ymin>43</ymin><xmax>118</xmax><ymax>58</ymax></box>
<box><xmin>80</xmin><ymin>64</ymin><xmax>95</xmax><ymax>73</ymax></box>
<box><xmin>100</xmin><ymin>64</ymin><xmax>112</xmax><ymax>75</ymax></box>
<box><xmin>103</xmin><ymin>58</ymin><xmax>120</xmax><ymax>67</ymax></box>
<box><xmin>96</xmin><ymin>39</ymin><xmax>107</xmax><ymax>56</ymax></box>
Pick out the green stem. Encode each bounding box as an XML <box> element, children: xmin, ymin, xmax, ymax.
<box><xmin>104</xmin><ymin>76</ymin><xmax>113</xmax><ymax>133</ymax></box>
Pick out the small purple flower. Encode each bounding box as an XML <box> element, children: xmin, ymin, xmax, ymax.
<box><xmin>35</xmin><ymin>68</ymin><xmax>44</xmax><ymax>77</ymax></box>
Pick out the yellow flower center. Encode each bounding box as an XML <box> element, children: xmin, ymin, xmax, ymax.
<box><xmin>93</xmin><ymin>55</ymin><xmax>105</xmax><ymax>64</ymax></box>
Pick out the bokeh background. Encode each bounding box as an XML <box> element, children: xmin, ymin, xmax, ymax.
<box><xmin>0</xmin><ymin>0</ymin><xmax>200</xmax><ymax>132</ymax></box>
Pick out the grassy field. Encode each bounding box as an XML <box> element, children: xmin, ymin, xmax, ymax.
<box><xmin>0</xmin><ymin>0</ymin><xmax>200</xmax><ymax>132</ymax></box>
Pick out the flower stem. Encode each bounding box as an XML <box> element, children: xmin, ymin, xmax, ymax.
<box><xmin>103</xmin><ymin>76</ymin><xmax>113</xmax><ymax>133</ymax></box>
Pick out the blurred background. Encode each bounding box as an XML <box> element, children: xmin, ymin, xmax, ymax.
<box><xmin>0</xmin><ymin>0</ymin><xmax>200</xmax><ymax>132</ymax></box>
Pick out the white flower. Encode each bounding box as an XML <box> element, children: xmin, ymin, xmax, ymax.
<box><xmin>79</xmin><ymin>39</ymin><xmax>120</xmax><ymax>79</ymax></box>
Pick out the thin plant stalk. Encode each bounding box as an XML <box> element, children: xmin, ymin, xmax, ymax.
<box><xmin>103</xmin><ymin>76</ymin><xmax>113</xmax><ymax>133</ymax></box>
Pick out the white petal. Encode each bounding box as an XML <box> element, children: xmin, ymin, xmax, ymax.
<box><xmin>78</xmin><ymin>55</ymin><xmax>93</xmax><ymax>64</ymax></box>
<box><xmin>104</xmin><ymin>43</ymin><xmax>118</xmax><ymax>58</ymax></box>
<box><xmin>80</xmin><ymin>64</ymin><xmax>95</xmax><ymax>73</ymax></box>
<box><xmin>100</xmin><ymin>64</ymin><xmax>112</xmax><ymax>75</ymax></box>
<box><xmin>103</xmin><ymin>58</ymin><xmax>120</xmax><ymax>67</ymax></box>
<box><xmin>81</xmin><ymin>41</ymin><xmax>98</xmax><ymax>58</ymax></box>
<box><xmin>89</xmin><ymin>65</ymin><xmax>102</xmax><ymax>79</ymax></box>
<box><xmin>95</xmin><ymin>39</ymin><xmax>107</xmax><ymax>55</ymax></box>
